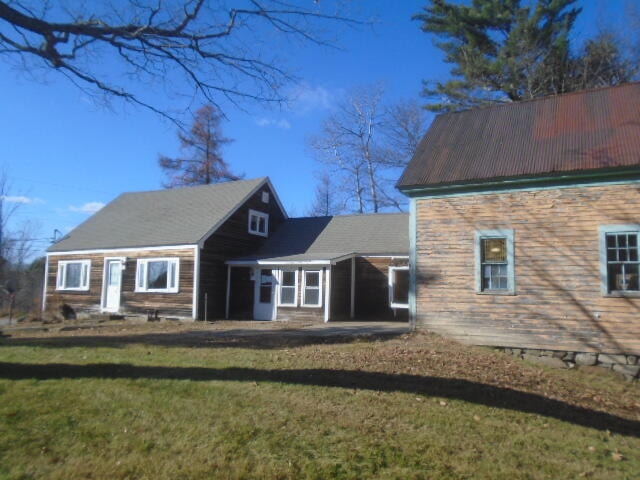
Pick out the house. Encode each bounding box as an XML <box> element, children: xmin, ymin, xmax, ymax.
<box><xmin>397</xmin><ymin>82</ymin><xmax>640</xmax><ymax>358</ymax></box>
<box><xmin>44</xmin><ymin>177</ymin><xmax>409</xmax><ymax>322</ymax></box>
<box><xmin>45</xmin><ymin>177</ymin><xmax>287</xmax><ymax>320</ymax></box>
<box><xmin>226</xmin><ymin>213</ymin><xmax>409</xmax><ymax>322</ymax></box>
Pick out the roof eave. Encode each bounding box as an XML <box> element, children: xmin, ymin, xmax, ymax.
<box><xmin>398</xmin><ymin>167</ymin><xmax>640</xmax><ymax>198</ymax></box>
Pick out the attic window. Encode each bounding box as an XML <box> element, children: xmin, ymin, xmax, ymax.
<box><xmin>248</xmin><ymin>209</ymin><xmax>268</xmax><ymax>237</ymax></box>
<box><xmin>261</xmin><ymin>191</ymin><xmax>269</xmax><ymax>203</ymax></box>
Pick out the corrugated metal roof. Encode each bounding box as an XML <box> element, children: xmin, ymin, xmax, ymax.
<box><xmin>232</xmin><ymin>213</ymin><xmax>409</xmax><ymax>263</ymax></box>
<box><xmin>397</xmin><ymin>82</ymin><xmax>640</xmax><ymax>189</ymax></box>
<box><xmin>49</xmin><ymin>178</ymin><xmax>268</xmax><ymax>252</ymax></box>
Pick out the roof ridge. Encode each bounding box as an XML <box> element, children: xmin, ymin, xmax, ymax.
<box><xmin>439</xmin><ymin>81</ymin><xmax>640</xmax><ymax>118</ymax></box>
<box><xmin>119</xmin><ymin>177</ymin><xmax>266</xmax><ymax>197</ymax></box>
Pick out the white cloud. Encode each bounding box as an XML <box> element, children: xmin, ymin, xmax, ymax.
<box><xmin>1</xmin><ymin>195</ymin><xmax>44</xmax><ymax>205</ymax></box>
<box><xmin>255</xmin><ymin>117</ymin><xmax>292</xmax><ymax>130</ymax></box>
<box><xmin>69</xmin><ymin>202</ymin><xmax>105</xmax><ymax>214</ymax></box>
<box><xmin>289</xmin><ymin>83</ymin><xmax>337</xmax><ymax>113</ymax></box>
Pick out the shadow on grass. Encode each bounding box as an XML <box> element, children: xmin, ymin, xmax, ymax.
<box><xmin>0</xmin><ymin>329</ymin><xmax>407</xmax><ymax>350</ymax></box>
<box><xmin>0</xmin><ymin>361</ymin><xmax>638</xmax><ymax>438</ymax></box>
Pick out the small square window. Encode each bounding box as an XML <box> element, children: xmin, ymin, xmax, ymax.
<box><xmin>261</xmin><ymin>191</ymin><xmax>270</xmax><ymax>203</ymax></box>
<box><xmin>248</xmin><ymin>209</ymin><xmax>269</xmax><ymax>237</ymax></box>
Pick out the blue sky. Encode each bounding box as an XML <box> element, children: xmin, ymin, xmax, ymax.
<box><xmin>0</xmin><ymin>0</ymin><xmax>631</xmax><ymax>259</ymax></box>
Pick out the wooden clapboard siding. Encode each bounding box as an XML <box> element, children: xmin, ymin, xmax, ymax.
<box><xmin>46</xmin><ymin>248</ymin><xmax>196</xmax><ymax>318</ymax></box>
<box><xmin>355</xmin><ymin>256</ymin><xmax>408</xmax><ymax>321</ymax></box>
<box><xmin>414</xmin><ymin>182</ymin><xmax>640</xmax><ymax>354</ymax></box>
<box><xmin>199</xmin><ymin>183</ymin><xmax>286</xmax><ymax>319</ymax></box>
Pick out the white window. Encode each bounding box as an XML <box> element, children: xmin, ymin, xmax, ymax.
<box><xmin>248</xmin><ymin>209</ymin><xmax>269</xmax><ymax>237</ymax></box>
<box><xmin>278</xmin><ymin>270</ymin><xmax>298</xmax><ymax>306</ymax></box>
<box><xmin>302</xmin><ymin>270</ymin><xmax>322</xmax><ymax>307</ymax></box>
<box><xmin>261</xmin><ymin>191</ymin><xmax>270</xmax><ymax>203</ymax></box>
<box><xmin>475</xmin><ymin>229</ymin><xmax>516</xmax><ymax>294</ymax></box>
<box><xmin>389</xmin><ymin>266</ymin><xmax>409</xmax><ymax>309</ymax></box>
<box><xmin>136</xmin><ymin>258</ymin><xmax>179</xmax><ymax>293</ymax></box>
<box><xmin>600</xmin><ymin>225</ymin><xmax>640</xmax><ymax>295</ymax></box>
<box><xmin>56</xmin><ymin>260</ymin><xmax>91</xmax><ymax>291</ymax></box>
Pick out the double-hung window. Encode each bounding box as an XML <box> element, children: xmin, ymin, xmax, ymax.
<box><xmin>302</xmin><ymin>270</ymin><xmax>322</xmax><ymax>307</ymax></box>
<box><xmin>136</xmin><ymin>258</ymin><xmax>179</xmax><ymax>293</ymax></box>
<box><xmin>248</xmin><ymin>209</ymin><xmax>269</xmax><ymax>237</ymax></box>
<box><xmin>278</xmin><ymin>270</ymin><xmax>298</xmax><ymax>306</ymax></box>
<box><xmin>57</xmin><ymin>260</ymin><xmax>91</xmax><ymax>291</ymax></box>
<box><xmin>600</xmin><ymin>226</ymin><xmax>639</xmax><ymax>295</ymax></box>
<box><xmin>475</xmin><ymin>229</ymin><xmax>515</xmax><ymax>294</ymax></box>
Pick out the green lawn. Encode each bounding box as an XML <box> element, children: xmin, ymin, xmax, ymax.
<box><xmin>0</xmin><ymin>326</ymin><xmax>638</xmax><ymax>479</ymax></box>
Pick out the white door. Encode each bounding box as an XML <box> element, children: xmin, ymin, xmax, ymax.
<box><xmin>253</xmin><ymin>268</ymin><xmax>276</xmax><ymax>320</ymax></box>
<box><xmin>103</xmin><ymin>259</ymin><xmax>123</xmax><ymax>312</ymax></box>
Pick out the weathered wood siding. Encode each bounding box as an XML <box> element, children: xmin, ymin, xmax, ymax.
<box><xmin>414</xmin><ymin>182</ymin><xmax>640</xmax><ymax>354</ymax></box>
<box><xmin>354</xmin><ymin>257</ymin><xmax>409</xmax><ymax>321</ymax></box>
<box><xmin>199</xmin><ymin>183</ymin><xmax>286</xmax><ymax>319</ymax></box>
<box><xmin>46</xmin><ymin>248</ymin><xmax>196</xmax><ymax>318</ymax></box>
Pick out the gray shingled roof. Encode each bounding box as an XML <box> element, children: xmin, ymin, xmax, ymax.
<box><xmin>231</xmin><ymin>213</ymin><xmax>408</xmax><ymax>263</ymax></box>
<box><xmin>397</xmin><ymin>82</ymin><xmax>640</xmax><ymax>189</ymax></box>
<box><xmin>49</xmin><ymin>178</ymin><xmax>269</xmax><ymax>252</ymax></box>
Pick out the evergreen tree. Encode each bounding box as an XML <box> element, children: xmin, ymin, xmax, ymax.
<box><xmin>415</xmin><ymin>0</ymin><xmax>635</xmax><ymax>112</ymax></box>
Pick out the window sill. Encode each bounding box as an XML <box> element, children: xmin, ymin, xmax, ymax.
<box><xmin>56</xmin><ymin>287</ymin><xmax>90</xmax><ymax>292</ymax></box>
<box><xmin>476</xmin><ymin>290</ymin><xmax>516</xmax><ymax>296</ymax></box>
<box><xmin>248</xmin><ymin>230</ymin><xmax>268</xmax><ymax>237</ymax></box>
<box><xmin>603</xmin><ymin>291</ymin><xmax>640</xmax><ymax>298</ymax></box>
<box><xmin>135</xmin><ymin>289</ymin><xmax>179</xmax><ymax>294</ymax></box>
<box><xmin>390</xmin><ymin>303</ymin><xmax>409</xmax><ymax>309</ymax></box>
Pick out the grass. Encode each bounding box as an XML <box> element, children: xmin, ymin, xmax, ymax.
<box><xmin>0</xmin><ymin>325</ymin><xmax>639</xmax><ymax>479</ymax></box>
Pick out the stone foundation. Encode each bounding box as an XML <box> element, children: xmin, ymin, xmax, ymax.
<box><xmin>497</xmin><ymin>348</ymin><xmax>640</xmax><ymax>382</ymax></box>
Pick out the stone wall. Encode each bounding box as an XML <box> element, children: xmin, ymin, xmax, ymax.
<box><xmin>498</xmin><ymin>347</ymin><xmax>640</xmax><ymax>382</ymax></box>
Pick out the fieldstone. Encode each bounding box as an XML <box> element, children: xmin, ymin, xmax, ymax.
<box><xmin>563</xmin><ymin>352</ymin><xmax>576</xmax><ymax>362</ymax></box>
<box><xmin>598</xmin><ymin>354</ymin><xmax>627</xmax><ymax>366</ymax></box>
<box><xmin>612</xmin><ymin>364</ymin><xmax>640</xmax><ymax>381</ymax></box>
<box><xmin>575</xmin><ymin>353</ymin><xmax>598</xmax><ymax>366</ymax></box>
<box><xmin>523</xmin><ymin>353</ymin><xmax>567</xmax><ymax>369</ymax></box>
<box><xmin>626</xmin><ymin>355</ymin><xmax>638</xmax><ymax>365</ymax></box>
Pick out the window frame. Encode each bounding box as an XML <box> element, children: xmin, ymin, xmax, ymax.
<box><xmin>388</xmin><ymin>266</ymin><xmax>410</xmax><ymax>309</ymax></box>
<box><xmin>475</xmin><ymin>229</ymin><xmax>516</xmax><ymax>295</ymax></box>
<box><xmin>56</xmin><ymin>260</ymin><xmax>91</xmax><ymax>291</ymax></box>
<box><xmin>301</xmin><ymin>270</ymin><xmax>323</xmax><ymax>307</ymax></box>
<box><xmin>278</xmin><ymin>269</ymin><xmax>298</xmax><ymax>307</ymax></box>
<box><xmin>248</xmin><ymin>209</ymin><xmax>269</xmax><ymax>237</ymax></box>
<box><xmin>135</xmin><ymin>258</ymin><xmax>180</xmax><ymax>293</ymax></box>
<box><xmin>599</xmin><ymin>225</ymin><xmax>640</xmax><ymax>297</ymax></box>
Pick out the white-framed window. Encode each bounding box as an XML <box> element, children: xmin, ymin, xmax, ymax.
<box><xmin>599</xmin><ymin>225</ymin><xmax>640</xmax><ymax>296</ymax></box>
<box><xmin>261</xmin><ymin>191</ymin><xmax>270</xmax><ymax>203</ymax></box>
<box><xmin>389</xmin><ymin>266</ymin><xmax>409</xmax><ymax>309</ymax></box>
<box><xmin>278</xmin><ymin>269</ymin><xmax>298</xmax><ymax>306</ymax></box>
<box><xmin>248</xmin><ymin>209</ymin><xmax>269</xmax><ymax>237</ymax></box>
<box><xmin>302</xmin><ymin>270</ymin><xmax>322</xmax><ymax>307</ymax></box>
<box><xmin>136</xmin><ymin>258</ymin><xmax>180</xmax><ymax>293</ymax></box>
<box><xmin>56</xmin><ymin>260</ymin><xmax>91</xmax><ymax>291</ymax></box>
<box><xmin>475</xmin><ymin>229</ymin><xmax>516</xmax><ymax>294</ymax></box>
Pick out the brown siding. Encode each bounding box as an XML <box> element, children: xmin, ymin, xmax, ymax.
<box><xmin>414</xmin><ymin>182</ymin><xmax>640</xmax><ymax>354</ymax></box>
<box><xmin>46</xmin><ymin>248</ymin><xmax>196</xmax><ymax>319</ymax></box>
<box><xmin>199</xmin><ymin>183</ymin><xmax>286</xmax><ymax>319</ymax></box>
<box><xmin>354</xmin><ymin>257</ymin><xmax>408</xmax><ymax>321</ymax></box>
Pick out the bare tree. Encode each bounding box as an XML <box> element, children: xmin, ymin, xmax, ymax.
<box><xmin>307</xmin><ymin>172</ymin><xmax>342</xmax><ymax>217</ymax></box>
<box><xmin>309</xmin><ymin>85</ymin><xmax>427</xmax><ymax>214</ymax></box>
<box><xmin>0</xmin><ymin>1</ymin><xmax>358</xmax><ymax>124</ymax></box>
<box><xmin>159</xmin><ymin>104</ymin><xmax>240</xmax><ymax>187</ymax></box>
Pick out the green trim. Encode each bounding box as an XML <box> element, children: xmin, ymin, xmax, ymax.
<box><xmin>399</xmin><ymin>168</ymin><xmax>640</xmax><ymax>199</ymax></box>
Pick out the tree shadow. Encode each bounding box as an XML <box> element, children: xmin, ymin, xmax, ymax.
<box><xmin>0</xmin><ymin>361</ymin><xmax>638</xmax><ymax>437</ymax></box>
<box><xmin>0</xmin><ymin>328</ymin><xmax>408</xmax><ymax>350</ymax></box>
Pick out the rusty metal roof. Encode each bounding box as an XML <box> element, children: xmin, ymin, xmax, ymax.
<box><xmin>397</xmin><ymin>82</ymin><xmax>640</xmax><ymax>190</ymax></box>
